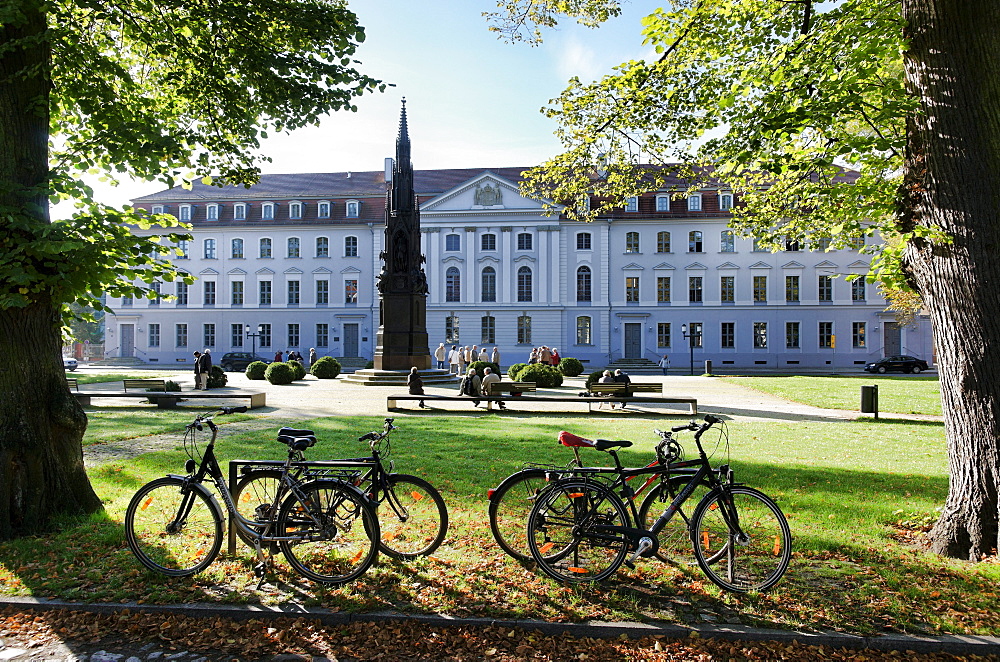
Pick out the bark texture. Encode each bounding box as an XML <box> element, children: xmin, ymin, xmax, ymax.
<box><xmin>902</xmin><ymin>0</ymin><xmax>1000</xmax><ymax>559</ymax></box>
<box><xmin>0</xmin><ymin>1</ymin><xmax>102</xmax><ymax>538</ymax></box>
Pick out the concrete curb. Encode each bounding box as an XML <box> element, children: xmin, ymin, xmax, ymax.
<box><xmin>1</xmin><ymin>597</ymin><xmax>997</xmax><ymax>657</ymax></box>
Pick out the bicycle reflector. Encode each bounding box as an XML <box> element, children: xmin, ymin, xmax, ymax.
<box><xmin>487</xmin><ymin>488</ymin><xmax>496</xmax><ymax>500</ymax></box>
<box><xmin>185</xmin><ymin>459</ymin><xmax>197</xmax><ymax>474</ymax></box>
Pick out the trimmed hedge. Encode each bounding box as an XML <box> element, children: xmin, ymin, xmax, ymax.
<box><xmin>310</xmin><ymin>356</ymin><xmax>341</xmax><ymax>379</ymax></box>
<box><xmin>288</xmin><ymin>359</ymin><xmax>307</xmax><ymax>380</ymax></box>
<box><xmin>164</xmin><ymin>380</ymin><xmax>181</xmax><ymax>392</ymax></box>
<box><xmin>586</xmin><ymin>369</ymin><xmax>611</xmax><ymax>388</ymax></box>
<box><xmin>207</xmin><ymin>365</ymin><xmax>228</xmax><ymax>389</ymax></box>
<box><xmin>558</xmin><ymin>357</ymin><xmax>584</xmax><ymax>377</ymax></box>
<box><xmin>506</xmin><ymin>362</ymin><xmax>529</xmax><ymax>381</ymax></box>
<box><xmin>517</xmin><ymin>363</ymin><xmax>564</xmax><ymax>388</ymax></box>
<box><xmin>467</xmin><ymin>361</ymin><xmax>501</xmax><ymax>378</ymax></box>
<box><xmin>264</xmin><ymin>362</ymin><xmax>295</xmax><ymax>385</ymax></box>
<box><xmin>245</xmin><ymin>361</ymin><xmax>268</xmax><ymax>380</ymax></box>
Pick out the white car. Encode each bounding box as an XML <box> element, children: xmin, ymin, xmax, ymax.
<box><xmin>63</xmin><ymin>357</ymin><xmax>78</xmax><ymax>371</ymax></box>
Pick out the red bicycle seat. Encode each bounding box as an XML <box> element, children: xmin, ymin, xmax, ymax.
<box><xmin>558</xmin><ymin>431</ymin><xmax>596</xmax><ymax>448</ymax></box>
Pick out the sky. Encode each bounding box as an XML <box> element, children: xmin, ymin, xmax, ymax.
<box><xmin>80</xmin><ymin>0</ymin><xmax>654</xmax><ymax>209</ymax></box>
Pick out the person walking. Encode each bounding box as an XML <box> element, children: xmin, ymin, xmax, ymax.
<box><xmin>459</xmin><ymin>367</ymin><xmax>482</xmax><ymax>407</ymax></box>
<box><xmin>490</xmin><ymin>346</ymin><xmax>501</xmax><ymax>369</ymax></box>
<box><xmin>309</xmin><ymin>348</ymin><xmax>317</xmax><ymax>367</ymax></box>
<box><xmin>200</xmin><ymin>349</ymin><xmax>213</xmax><ymax>390</ymax></box>
<box><xmin>434</xmin><ymin>343</ymin><xmax>447</xmax><ymax>370</ymax></box>
<box><xmin>192</xmin><ymin>351</ymin><xmax>204</xmax><ymax>390</ymax></box>
<box><xmin>407</xmin><ymin>367</ymin><xmax>427</xmax><ymax>408</ymax></box>
<box><xmin>480</xmin><ymin>366</ymin><xmax>505</xmax><ymax>411</ymax></box>
<box><xmin>659</xmin><ymin>354</ymin><xmax>671</xmax><ymax>375</ymax></box>
<box><xmin>448</xmin><ymin>345</ymin><xmax>460</xmax><ymax>374</ymax></box>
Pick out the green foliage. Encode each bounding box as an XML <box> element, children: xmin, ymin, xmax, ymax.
<box><xmin>310</xmin><ymin>356</ymin><xmax>341</xmax><ymax>379</ymax></box>
<box><xmin>163</xmin><ymin>380</ymin><xmax>180</xmax><ymax>392</ymax></box>
<box><xmin>506</xmin><ymin>363</ymin><xmax>529</xmax><ymax>381</ymax></box>
<box><xmin>264</xmin><ymin>362</ymin><xmax>295</xmax><ymax>385</ymax></box>
<box><xmin>517</xmin><ymin>363</ymin><xmax>563</xmax><ymax>387</ymax></box>
<box><xmin>365</xmin><ymin>360</ymin><xmax>375</xmax><ymax>369</ymax></box>
<box><xmin>558</xmin><ymin>357</ymin><xmax>584</xmax><ymax>377</ymax></box>
<box><xmin>288</xmin><ymin>359</ymin><xmax>307</xmax><ymax>380</ymax></box>
<box><xmin>207</xmin><ymin>365</ymin><xmax>227</xmax><ymax>389</ymax></box>
<box><xmin>245</xmin><ymin>361</ymin><xmax>268</xmax><ymax>380</ymax></box>
<box><xmin>586</xmin><ymin>369</ymin><xmax>610</xmax><ymax>388</ymax></box>
<box><xmin>468</xmin><ymin>361</ymin><xmax>501</xmax><ymax>378</ymax></box>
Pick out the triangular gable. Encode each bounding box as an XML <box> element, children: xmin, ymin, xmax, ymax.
<box><xmin>716</xmin><ymin>261</ymin><xmax>740</xmax><ymax>270</ymax></box>
<box><xmin>420</xmin><ymin>171</ymin><xmax>555</xmax><ymax>213</ymax></box>
<box><xmin>781</xmin><ymin>261</ymin><xmax>805</xmax><ymax>269</ymax></box>
<box><xmin>311</xmin><ymin>266</ymin><xmax>333</xmax><ymax>275</ymax></box>
<box><xmin>814</xmin><ymin>260</ymin><xmax>839</xmax><ymax>269</ymax></box>
<box><xmin>652</xmin><ymin>262</ymin><xmax>675</xmax><ymax>270</ymax></box>
<box><xmin>226</xmin><ymin>268</ymin><xmax>247</xmax><ymax>276</ymax></box>
<box><xmin>255</xmin><ymin>267</ymin><xmax>275</xmax><ymax>276</ymax></box>
<box><xmin>622</xmin><ymin>262</ymin><xmax>644</xmax><ymax>271</ymax></box>
<box><xmin>685</xmin><ymin>262</ymin><xmax>708</xmax><ymax>270</ymax></box>
<box><xmin>199</xmin><ymin>268</ymin><xmax>220</xmax><ymax>276</ymax></box>
<box><xmin>847</xmin><ymin>260</ymin><xmax>870</xmax><ymax>270</ymax></box>
<box><xmin>340</xmin><ymin>266</ymin><xmax>362</xmax><ymax>274</ymax></box>
<box><xmin>748</xmin><ymin>261</ymin><xmax>773</xmax><ymax>269</ymax></box>
<box><xmin>283</xmin><ymin>267</ymin><xmax>304</xmax><ymax>275</ymax></box>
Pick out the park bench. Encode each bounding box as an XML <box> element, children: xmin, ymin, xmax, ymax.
<box><xmin>485</xmin><ymin>381</ymin><xmax>536</xmax><ymax>396</ymax></box>
<box><xmin>65</xmin><ymin>378</ymin><xmax>78</xmax><ymax>391</ymax></box>
<box><xmin>72</xmin><ymin>379</ymin><xmax>266</xmax><ymax>409</ymax></box>
<box><xmin>123</xmin><ymin>379</ymin><xmax>167</xmax><ymax>392</ymax></box>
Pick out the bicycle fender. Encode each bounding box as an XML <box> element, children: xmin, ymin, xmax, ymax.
<box><xmin>166</xmin><ymin>474</ymin><xmax>225</xmax><ymax>523</ymax></box>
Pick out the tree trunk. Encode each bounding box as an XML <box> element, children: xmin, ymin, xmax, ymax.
<box><xmin>0</xmin><ymin>1</ymin><xmax>103</xmax><ymax>538</ymax></box>
<box><xmin>902</xmin><ymin>0</ymin><xmax>1000</xmax><ymax>560</ymax></box>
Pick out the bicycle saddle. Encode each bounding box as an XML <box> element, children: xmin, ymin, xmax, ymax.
<box><xmin>558</xmin><ymin>431</ymin><xmax>633</xmax><ymax>451</ymax></box>
<box><xmin>277</xmin><ymin>427</ymin><xmax>317</xmax><ymax>449</ymax></box>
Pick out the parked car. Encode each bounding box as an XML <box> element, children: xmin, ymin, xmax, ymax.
<box><xmin>864</xmin><ymin>355</ymin><xmax>930</xmax><ymax>374</ymax></box>
<box><xmin>219</xmin><ymin>352</ymin><xmax>271</xmax><ymax>372</ymax></box>
<box><xmin>63</xmin><ymin>357</ymin><xmax>78</xmax><ymax>371</ymax></box>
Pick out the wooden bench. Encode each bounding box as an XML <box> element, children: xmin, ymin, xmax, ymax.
<box><xmin>486</xmin><ymin>381</ymin><xmax>536</xmax><ymax>395</ymax></box>
<box><xmin>66</xmin><ymin>378</ymin><xmax>78</xmax><ymax>391</ymax></box>
<box><xmin>590</xmin><ymin>382</ymin><xmax>663</xmax><ymax>396</ymax></box>
<box><xmin>123</xmin><ymin>379</ymin><xmax>167</xmax><ymax>392</ymax></box>
<box><xmin>73</xmin><ymin>386</ymin><xmax>266</xmax><ymax>409</ymax></box>
<box><xmin>386</xmin><ymin>391</ymin><xmax>696</xmax><ymax>414</ymax></box>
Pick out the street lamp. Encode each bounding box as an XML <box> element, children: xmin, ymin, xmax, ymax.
<box><xmin>245</xmin><ymin>324</ymin><xmax>263</xmax><ymax>357</ymax></box>
<box><xmin>680</xmin><ymin>323</ymin><xmax>702</xmax><ymax>376</ymax></box>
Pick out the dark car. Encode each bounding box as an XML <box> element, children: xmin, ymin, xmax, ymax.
<box><xmin>219</xmin><ymin>352</ymin><xmax>271</xmax><ymax>372</ymax></box>
<box><xmin>864</xmin><ymin>355</ymin><xmax>930</xmax><ymax>374</ymax></box>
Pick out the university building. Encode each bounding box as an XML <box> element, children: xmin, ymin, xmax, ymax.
<box><xmin>109</xmin><ymin>164</ymin><xmax>933</xmax><ymax>371</ymax></box>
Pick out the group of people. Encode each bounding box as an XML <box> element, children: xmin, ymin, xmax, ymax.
<box><xmin>406</xmin><ymin>364</ymin><xmax>506</xmax><ymax>411</ymax></box>
<box><xmin>273</xmin><ymin>349</ymin><xmax>318</xmax><ymax>365</ymax></box>
<box><xmin>527</xmin><ymin>346</ymin><xmax>560</xmax><ymax>367</ymax></box>
<box><xmin>435</xmin><ymin>343</ymin><xmax>501</xmax><ymax>374</ymax></box>
<box><xmin>596</xmin><ymin>368</ymin><xmax>631</xmax><ymax>409</ymax></box>
<box><xmin>192</xmin><ymin>349</ymin><xmax>212</xmax><ymax>390</ymax></box>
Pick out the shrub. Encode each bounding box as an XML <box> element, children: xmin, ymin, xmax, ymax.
<box><xmin>558</xmin><ymin>357</ymin><xmax>584</xmax><ymax>377</ymax></box>
<box><xmin>288</xmin><ymin>359</ymin><xmax>307</xmax><ymax>380</ymax></box>
<box><xmin>246</xmin><ymin>361</ymin><xmax>268</xmax><ymax>380</ymax></box>
<box><xmin>207</xmin><ymin>365</ymin><xmax>228</xmax><ymax>389</ymax></box>
<box><xmin>365</xmin><ymin>360</ymin><xmax>375</xmax><ymax>369</ymax></box>
<box><xmin>164</xmin><ymin>380</ymin><xmax>181</xmax><ymax>392</ymax></box>
<box><xmin>586</xmin><ymin>369</ymin><xmax>611</xmax><ymax>388</ymax></box>
<box><xmin>517</xmin><ymin>363</ymin><xmax>564</xmax><ymax>388</ymax></box>
<box><xmin>310</xmin><ymin>356</ymin><xmax>342</xmax><ymax>379</ymax></box>
<box><xmin>468</xmin><ymin>361</ymin><xmax>501</xmax><ymax>378</ymax></box>
<box><xmin>507</xmin><ymin>362</ymin><xmax>529</xmax><ymax>381</ymax></box>
<box><xmin>264</xmin><ymin>362</ymin><xmax>295</xmax><ymax>385</ymax></box>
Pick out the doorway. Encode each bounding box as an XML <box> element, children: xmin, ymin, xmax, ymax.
<box><xmin>343</xmin><ymin>323</ymin><xmax>359</xmax><ymax>358</ymax></box>
<box><xmin>120</xmin><ymin>324</ymin><xmax>135</xmax><ymax>357</ymax></box>
<box><xmin>624</xmin><ymin>323</ymin><xmax>642</xmax><ymax>359</ymax></box>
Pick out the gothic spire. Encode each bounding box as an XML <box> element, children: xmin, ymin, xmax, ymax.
<box><xmin>392</xmin><ymin>98</ymin><xmax>415</xmax><ymax>212</ymax></box>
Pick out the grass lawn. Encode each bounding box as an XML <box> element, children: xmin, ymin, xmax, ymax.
<box><xmin>70</xmin><ymin>372</ymin><xmax>180</xmax><ymax>386</ymax></box>
<box><xmin>82</xmin><ymin>407</ymin><xmax>259</xmax><ymax>445</ymax></box>
<box><xmin>720</xmin><ymin>375</ymin><xmax>943</xmax><ymax>416</ymax></box>
<box><xmin>2</xmin><ymin>411</ymin><xmax>996</xmax><ymax>637</ymax></box>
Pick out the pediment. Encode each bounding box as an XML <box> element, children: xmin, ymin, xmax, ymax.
<box><xmin>652</xmin><ymin>262</ymin><xmax>675</xmax><ymax>271</ymax></box>
<box><xmin>199</xmin><ymin>268</ymin><xmax>219</xmax><ymax>276</ymax></box>
<box><xmin>814</xmin><ymin>260</ymin><xmax>839</xmax><ymax>269</ymax></box>
<box><xmin>621</xmin><ymin>262</ymin><xmax>644</xmax><ymax>271</ymax></box>
<box><xmin>255</xmin><ymin>268</ymin><xmax>275</xmax><ymax>276</ymax></box>
<box><xmin>283</xmin><ymin>267</ymin><xmax>303</xmax><ymax>275</ymax></box>
<box><xmin>847</xmin><ymin>260</ymin><xmax>870</xmax><ymax>270</ymax></box>
<box><xmin>781</xmin><ymin>261</ymin><xmax>805</xmax><ymax>269</ymax></box>
<box><xmin>748</xmin><ymin>261</ymin><xmax>773</xmax><ymax>270</ymax></box>
<box><xmin>340</xmin><ymin>266</ymin><xmax>362</xmax><ymax>274</ymax></box>
<box><xmin>226</xmin><ymin>268</ymin><xmax>247</xmax><ymax>276</ymax></box>
<box><xmin>420</xmin><ymin>171</ymin><xmax>555</xmax><ymax>213</ymax></box>
<box><xmin>716</xmin><ymin>262</ymin><xmax>740</xmax><ymax>271</ymax></box>
<box><xmin>312</xmin><ymin>266</ymin><xmax>333</xmax><ymax>274</ymax></box>
<box><xmin>685</xmin><ymin>262</ymin><xmax>708</xmax><ymax>271</ymax></box>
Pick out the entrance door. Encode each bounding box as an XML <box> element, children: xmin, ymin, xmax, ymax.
<box><xmin>120</xmin><ymin>324</ymin><xmax>135</xmax><ymax>357</ymax></box>
<box><xmin>343</xmin><ymin>323</ymin><xmax>359</xmax><ymax>358</ymax></box>
<box><xmin>883</xmin><ymin>322</ymin><xmax>901</xmax><ymax>356</ymax></box>
<box><xmin>624</xmin><ymin>323</ymin><xmax>642</xmax><ymax>359</ymax></box>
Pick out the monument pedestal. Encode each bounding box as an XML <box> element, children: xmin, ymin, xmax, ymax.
<box><xmin>342</xmin><ymin>368</ymin><xmax>457</xmax><ymax>387</ymax></box>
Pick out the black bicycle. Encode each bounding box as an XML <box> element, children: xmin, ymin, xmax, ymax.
<box><xmin>125</xmin><ymin>408</ymin><xmax>380</xmax><ymax>584</ymax></box>
<box><xmin>526</xmin><ymin>415</ymin><xmax>791</xmax><ymax>592</ymax></box>
<box><xmin>232</xmin><ymin>417</ymin><xmax>448</xmax><ymax>559</ymax></box>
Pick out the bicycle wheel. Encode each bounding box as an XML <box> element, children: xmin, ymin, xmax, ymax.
<box><xmin>277</xmin><ymin>480</ymin><xmax>379</xmax><ymax>584</ymax></box>
<box><xmin>637</xmin><ymin>476</ymin><xmax>713</xmax><ymax>564</ymax></box>
<box><xmin>376</xmin><ymin>474</ymin><xmax>448</xmax><ymax>559</ymax></box>
<box><xmin>527</xmin><ymin>479</ymin><xmax>630</xmax><ymax>583</ymax></box>
<box><xmin>488</xmin><ymin>468</ymin><xmax>550</xmax><ymax>562</ymax></box>
<box><xmin>125</xmin><ymin>476</ymin><xmax>223</xmax><ymax>577</ymax></box>
<box><xmin>690</xmin><ymin>486</ymin><xmax>791</xmax><ymax>592</ymax></box>
<box><xmin>232</xmin><ymin>469</ymin><xmax>283</xmax><ymax>548</ymax></box>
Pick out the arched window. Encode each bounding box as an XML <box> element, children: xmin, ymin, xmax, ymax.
<box><xmin>517</xmin><ymin>266</ymin><xmax>532</xmax><ymax>302</ymax></box>
<box><xmin>445</xmin><ymin>234</ymin><xmax>460</xmax><ymax>251</ymax></box>
<box><xmin>261</xmin><ymin>203</ymin><xmax>274</xmax><ymax>220</ymax></box>
<box><xmin>287</xmin><ymin>237</ymin><xmax>300</xmax><ymax>258</ymax></box>
<box><xmin>720</xmin><ymin>230</ymin><xmax>735</xmax><ymax>252</ymax></box>
<box><xmin>206</xmin><ymin>204</ymin><xmax>218</xmax><ymax>220</ymax></box>
<box><xmin>688</xmin><ymin>194</ymin><xmax>702</xmax><ymax>211</ymax></box>
<box><xmin>625</xmin><ymin>232</ymin><xmax>639</xmax><ymax>253</ymax></box>
<box><xmin>576</xmin><ymin>266</ymin><xmax>591</xmax><ymax>302</ymax></box>
<box><xmin>289</xmin><ymin>202</ymin><xmax>302</xmax><ymax>219</ymax></box>
<box><xmin>346</xmin><ymin>200</ymin><xmax>360</xmax><ymax>218</ymax></box>
<box><xmin>481</xmin><ymin>266</ymin><xmax>496</xmax><ymax>302</ymax></box>
<box><xmin>657</xmin><ymin>231</ymin><xmax>671</xmax><ymax>253</ymax></box>
<box><xmin>446</xmin><ymin>267</ymin><xmax>461</xmax><ymax>302</ymax></box>
<box><xmin>688</xmin><ymin>230</ymin><xmax>703</xmax><ymax>253</ymax></box>
<box><xmin>316</xmin><ymin>236</ymin><xmax>329</xmax><ymax>257</ymax></box>
<box><xmin>231</xmin><ymin>238</ymin><xmax>244</xmax><ymax>259</ymax></box>
<box><xmin>344</xmin><ymin>236</ymin><xmax>358</xmax><ymax>257</ymax></box>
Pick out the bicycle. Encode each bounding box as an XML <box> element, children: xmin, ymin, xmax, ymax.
<box><xmin>124</xmin><ymin>407</ymin><xmax>380</xmax><ymax>585</ymax></box>
<box><xmin>232</xmin><ymin>417</ymin><xmax>448</xmax><ymax>559</ymax></box>
<box><xmin>526</xmin><ymin>414</ymin><xmax>791</xmax><ymax>592</ymax></box>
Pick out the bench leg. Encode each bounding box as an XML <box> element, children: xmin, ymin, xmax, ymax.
<box><xmin>75</xmin><ymin>395</ymin><xmax>91</xmax><ymax>406</ymax></box>
<box><xmin>386</xmin><ymin>398</ymin><xmax>398</xmax><ymax>410</ymax></box>
<box><xmin>249</xmin><ymin>393</ymin><xmax>266</xmax><ymax>409</ymax></box>
<box><xmin>152</xmin><ymin>397</ymin><xmax>179</xmax><ymax>409</ymax></box>
<box><xmin>690</xmin><ymin>402</ymin><xmax>698</xmax><ymax>415</ymax></box>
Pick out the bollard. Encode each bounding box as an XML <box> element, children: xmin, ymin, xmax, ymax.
<box><xmin>860</xmin><ymin>384</ymin><xmax>879</xmax><ymax>419</ymax></box>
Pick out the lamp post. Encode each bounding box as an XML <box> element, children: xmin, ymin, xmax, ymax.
<box><xmin>245</xmin><ymin>324</ymin><xmax>263</xmax><ymax>357</ymax></box>
<box><xmin>680</xmin><ymin>323</ymin><xmax>701</xmax><ymax>376</ymax></box>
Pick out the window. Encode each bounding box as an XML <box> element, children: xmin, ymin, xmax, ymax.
<box><xmin>818</xmin><ymin>275</ymin><xmax>833</xmax><ymax>302</ymax></box>
<box><xmin>179</xmin><ymin>205</ymin><xmax>191</xmax><ymax>222</ymax></box>
<box><xmin>204</xmin><ymin>238</ymin><xmax>217</xmax><ymax>259</ymax></box>
<box><xmin>259</xmin><ymin>323</ymin><xmax>271</xmax><ymax>348</ymax></box>
<box><xmin>206</xmin><ymin>204</ymin><xmax>218</xmax><ymax>220</ymax></box>
<box><xmin>688</xmin><ymin>231</ymin><xmax>703</xmax><ymax>253</ymax></box>
<box><xmin>517</xmin><ymin>315</ymin><xmax>532</xmax><ymax>344</ymax></box>
<box><xmin>657</xmin><ymin>276</ymin><xmax>671</xmax><ymax>302</ymax></box>
<box><xmin>344</xmin><ymin>236</ymin><xmax>358</xmax><ymax>257</ymax></box>
<box><xmin>657</xmin><ymin>322</ymin><xmax>671</xmax><ymax>348</ymax></box>
<box><xmin>517</xmin><ymin>233</ymin><xmax>533</xmax><ymax>250</ymax></box>
<box><xmin>657</xmin><ymin>231</ymin><xmax>671</xmax><ymax>253</ymax></box>
<box><xmin>345</xmin><ymin>279</ymin><xmax>358</xmax><ymax>304</ymax></box>
<box><xmin>318</xmin><ymin>202</ymin><xmax>330</xmax><ymax>218</ymax></box>
<box><xmin>577</xmin><ymin>233</ymin><xmax>592</xmax><ymax>250</ymax></box>
<box><xmin>259</xmin><ymin>238</ymin><xmax>272</xmax><ymax>258</ymax></box>
<box><xmin>625</xmin><ymin>276</ymin><xmax>639</xmax><ymax>302</ymax></box>
<box><xmin>517</xmin><ymin>266</ymin><xmax>532</xmax><ymax>302</ymax></box>
<box><xmin>656</xmin><ymin>195</ymin><xmax>670</xmax><ymax>211</ymax></box>
<box><xmin>721</xmin><ymin>322</ymin><xmax>735</xmax><ymax>348</ymax></box>
<box><xmin>445</xmin><ymin>234</ymin><xmax>460</xmax><ymax>251</ymax></box>
<box><xmin>231</xmin><ymin>238</ymin><xmax>244</xmax><ymax>259</ymax></box>
<box><xmin>852</xmin><ymin>278</ymin><xmax>866</xmax><ymax>302</ymax></box>
<box><xmin>316</xmin><ymin>323</ymin><xmax>329</xmax><ymax>348</ymax></box>
<box><xmin>175</xmin><ymin>324</ymin><xmax>188</xmax><ymax>348</ymax></box>
<box><xmin>287</xmin><ymin>237</ymin><xmax>300</xmax><ymax>258</ymax></box>
<box><xmin>576</xmin><ymin>316</ymin><xmax>592</xmax><ymax>344</ymax></box>
<box><xmin>688</xmin><ymin>194</ymin><xmax>702</xmax><ymax>211</ymax></box>
<box><xmin>316</xmin><ymin>279</ymin><xmax>329</xmax><ymax>305</ymax></box>
<box><xmin>231</xmin><ymin>281</ymin><xmax>244</xmax><ymax>305</ymax></box>
<box><xmin>176</xmin><ymin>239</ymin><xmax>189</xmax><ymax>259</ymax></box>
<box><xmin>817</xmin><ymin>237</ymin><xmax>832</xmax><ymax>251</ymax></box>
<box><xmin>576</xmin><ymin>266</ymin><xmax>591</xmax><ymax>302</ymax></box>
<box><xmin>203</xmin><ymin>323</ymin><xmax>215</xmax><ymax>348</ymax></box>
<box><xmin>753</xmin><ymin>275</ymin><xmax>767</xmax><ymax>302</ymax></box>
<box><xmin>289</xmin><ymin>202</ymin><xmax>302</xmax><ymax>219</ymax></box>
<box><xmin>149</xmin><ymin>324</ymin><xmax>160</xmax><ymax>347</ymax></box>
<box><xmin>753</xmin><ymin>322</ymin><xmax>768</xmax><ymax>348</ymax></box>
<box><xmin>176</xmin><ymin>281</ymin><xmax>188</xmax><ymax>305</ymax></box>
<box><xmin>481</xmin><ymin>267</ymin><xmax>496</xmax><ymax>302</ymax></box>
<box><xmin>785</xmin><ymin>275</ymin><xmax>800</xmax><ymax>302</ymax></box>
<box><xmin>850</xmin><ymin>235</ymin><xmax>865</xmax><ymax>250</ymax></box>
<box><xmin>316</xmin><ymin>237</ymin><xmax>329</xmax><ymax>257</ymax></box>
<box><xmin>720</xmin><ymin>276</ymin><xmax>734</xmax><ymax>303</ymax></box>
<box><xmin>287</xmin><ymin>280</ymin><xmax>300</xmax><ymax>305</ymax></box>
<box><xmin>853</xmin><ymin>322</ymin><xmax>867</xmax><ymax>348</ymax></box>
<box><xmin>688</xmin><ymin>322</ymin><xmax>703</xmax><ymax>347</ymax></box>
<box><xmin>785</xmin><ymin>238</ymin><xmax>800</xmax><ymax>251</ymax></box>
<box><xmin>786</xmin><ymin>322</ymin><xmax>800</xmax><ymax>348</ymax></box>
<box><xmin>625</xmin><ymin>232</ymin><xmax>639</xmax><ymax>253</ymax></box>
<box><xmin>688</xmin><ymin>276</ymin><xmax>703</xmax><ymax>303</ymax></box>
<box><xmin>445</xmin><ymin>316</ymin><xmax>459</xmax><ymax>343</ymax></box>
<box><xmin>231</xmin><ymin>324</ymin><xmax>243</xmax><ymax>348</ymax></box>
<box><xmin>287</xmin><ymin>323</ymin><xmax>300</xmax><ymax>347</ymax></box>
<box><xmin>720</xmin><ymin>193</ymin><xmax>733</xmax><ymax>211</ymax></box>
<box><xmin>481</xmin><ymin>316</ymin><xmax>496</xmax><ymax>344</ymax></box>
<box><xmin>262</xmin><ymin>203</ymin><xmax>274</xmax><ymax>220</ymax></box>
<box><xmin>819</xmin><ymin>321</ymin><xmax>834</xmax><ymax>348</ymax></box>
<box><xmin>752</xmin><ymin>238</ymin><xmax>766</xmax><ymax>252</ymax></box>
<box><xmin>720</xmin><ymin>230</ymin><xmax>735</xmax><ymax>252</ymax></box>
<box><xmin>149</xmin><ymin>282</ymin><xmax>161</xmax><ymax>306</ymax></box>
<box><xmin>625</xmin><ymin>196</ymin><xmax>638</xmax><ymax>212</ymax></box>
<box><xmin>234</xmin><ymin>203</ymin><xmax>246</xmax><ymax>220</ymax></box>
<box><xmin>446</xmin><ymin>267</ymin><xmax>461</xmax><ymax>302</ymax></box>
<box><xmin>259</xmin><ymin>280</ymin><xmax>272</xmax><ymax>305</ymax></box>
<box><xmin>346</xmin><ymin>200</ymin><xmax>360</xmax><ymax>218</ymax></box>
<box><xmin>481</xmin><ymin>233</ymin><xmax>497</xmax><ymax>251</ymax></box>
<box><xmin>121</xmin><ymin>295</ymin><xmax>133</xmax><ymax>307</ymax></box>
<box><xmin>151</xmin><ymin>205</ymin><xmax>164</xmax><ymax>215</ymax></box>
